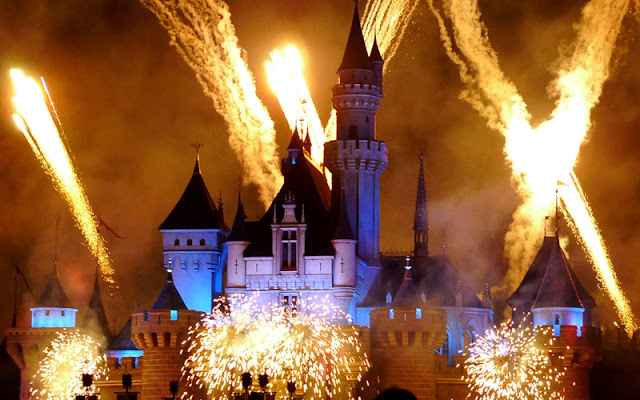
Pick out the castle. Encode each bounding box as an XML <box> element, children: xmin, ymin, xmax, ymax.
<box><xmin>4</xmin><ymin>3</ymin><xmax>600</xmax><ymax>400</ymax></box>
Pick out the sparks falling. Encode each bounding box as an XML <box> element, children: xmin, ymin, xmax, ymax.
<box><xmin>182</xmin><ymin>294</ymin><xmax>369</xmax><ymax>400</ymax></box>
<box><xmin>427</xmin><ymin>0</ymin><xmax>637</xmax><ymax>333</ymax></box>
<box><xmin>140</xmin><ymin>0</ymin><xmax>283</xmax><ymax>206</ymax></box>
<box><xmin>464</xmin><ymin>321</ymin><xmax>563</xmax><ymax>400</ymax></box>
<box><xmin>10</xmin><ymin>69</ymin><xmax>117</xmax><ymax>290</ymax></box>
<box><xmin>30</xmin><ymin>331</ymin><xmax>106</xmax><ymax>400</ymax></box>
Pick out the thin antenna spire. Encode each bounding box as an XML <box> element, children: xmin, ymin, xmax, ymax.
<box><xmin>555</xmin><ymin>184</ymin><xmax>559</xmax><ymax>234</ymax></box>
<box><xmin>53</xmin><ymin>214</ymin><xmax>60</xmax><ymax>276</ymax></box>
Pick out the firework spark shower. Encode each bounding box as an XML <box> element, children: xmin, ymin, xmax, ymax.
<box><xmin>30</xmin><ymin>331</ymin><xmax>106</xmax><ymax>400</ymax></box>
<box><xmin>182</xmin><ymin>295</ymin><xmax>369</xmax><ymax>400</ymax></box>
<box><xmin>464</xmin><ymin>321</ymin><xmax>563</xmax><ymax>400</ymax></box>
<box><xmin>427</xmin><ymin>0</ymin><xmax>637</xmax><ymax>333</ymax></box>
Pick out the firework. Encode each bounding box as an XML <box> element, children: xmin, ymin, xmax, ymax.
<box><xmin>139</xmin><ymin>0</ymin><xmax>283</xmax><ymax>206</ymax></box>
<box><xmin>30</xmin><ymin>331</ymin><xmax>106</xmax><ymax>400</ymax></box>
<box><xmin>266</xmin><ymin>46</ymin><xmax>325</xmax><ymax>167</ymax></box>
<box><xmin>464</xmin><ymin>321</ymin><xmax>563</xmax><ymax>400</ymax></box>
<box><xmin>182</xmin><ymin>294</ymin><xmax>369</xmax><ymax>400</ymax></box>
<box><xmin>427</xmin><ymin>0</ymin><xmax>636</xmax><ymax>333</ymax></box>
<box><xmin>10</xmin><ymin>69</ymin><xmax>117</xmax><ymax>290</ymax></box>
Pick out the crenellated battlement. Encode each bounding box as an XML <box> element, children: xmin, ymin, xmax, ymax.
<box><xmin>130</xmin><ymin>309</ymin><xmax>200</xmax><ymax>350</ymax></box>
<box><xmin>324</xmin><ymin>139</ymin><xmax>388</xmax><ymax>173</ymax></box>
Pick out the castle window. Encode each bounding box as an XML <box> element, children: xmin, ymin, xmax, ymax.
<box><xmin>45</xmin><ymin>310</ymin><xmax>50</xmax><ymax>316</ymax></box>
<box><xmin>170</xmin><ymin>310</ymin><xmax>178</xmax><ymax>321</ymax></box>
<box><xmin>416</xmin><ymin>308</ymin><xmax>422</xmax><ymax>319</ymax></box>
<box><xmin>282</xmin><ymin>294</ymin><xmax>298</xmax><ymax>316</ymax></box>
<box><xmin>174</xmin><ymin>239</ymin><xmax>180</xmax><ymax>246</ymax></box>
<box><xmin>281</xmin><ymin>230</ymin><xmax>297</xmax><ymax>271</ymax></box>
<box><xmin>365</xmin><ymin>116</ymin><xmax>369</xmax><ymax>123</ymax></box>
<box><xmin>554</xmin><ymin>314</ymin><xmax>560</xmax><ymax>325</ymax></box>
<box><xmin>199</xmin><ymin>238</ymin><xmax>206</xmax><ymax>246</ymax></box>
<box><xmin>61</xmin><ymin>310</ymin><xmax>65</xmax><ymax>317</ymax></box>
<box><xmin>144</xmin><ymin>310</ymin><xmax>150</xmax><ymax>321</ymax></box>
<box><xmin>435</xmin><ymin>334</ymin><xmax>449</xmax><ymax>358</ymax></box>
<box><xmin>389</xmin><ymin>308</ymin><xmax>394</xmax><ymax>319</ymax></box>
<box><xmin>187</xmin><ymin>239</ymin><xmax>193</xmax><ymax>246</ymax></box>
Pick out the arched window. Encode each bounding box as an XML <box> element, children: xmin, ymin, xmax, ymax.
<box><xmin>199</xmin><ymin>239</ymin><xmax>205</xmax><ymax>246</ymax></box>
<box><xmin>174</xmin><ymin>239</ymin><xmax>180</xmax><ymax>246</ymax></box>
<box><xmin>187</xmin><ymin>239</ymin><xmax>193</xmax><ymax>246</ymax></box>
<box><xmin>555</xmin><ymin>314</ymin><xmax>560</xmax><ymax>325</ymax></box>
<box><xmin>365</xmin><ymin>116</ymin><xmax>369</xmax><ymax>123</ymax></box>
<box><xmin>61</xmin><ymin>310</ymin><xmax>65</xmax><ymax>317</ymax></box>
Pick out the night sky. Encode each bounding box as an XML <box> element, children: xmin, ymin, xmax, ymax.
<box><xmin>1</xmin><ymin>0</ymin><xmax>639</xmax><ymax>337</ymax></box>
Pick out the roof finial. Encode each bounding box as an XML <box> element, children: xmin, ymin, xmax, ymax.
<box><xmin>218</xmin><ymin>190</ymin><xmax>224</xmax><ymax>214</ymax></box>
<box><xmin>404</xmin><ymin>255</ymin><xmax>411</xmax><ymax>270</ymax></box>
<box><xmin>191</xmin><ymin>139</ymin><xmax>204</xmax><ymax>174</ymax></box>
<box><xmin>53</xmin><ymin>213</ymin><xmax>61</xmax><ymax>277</ymax></box>
<box><xmin>555</xmin><ymin>181</ymin><xmax>560</xmax><ymax>235</ymax></box>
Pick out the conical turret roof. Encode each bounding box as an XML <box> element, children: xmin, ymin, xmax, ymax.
<box><xmin>392</xmin><ymin>260</ymin><xmax>423</xmax><ymax>308</ymax></box>
<box><xmin>81</xmin><ymin>267</ymin><xmax>111</xmax><ymax>338</ymax></box>
<box><xmin>370</xmin><ymin>35</ymin><xmax>383</xmax><ymax>62</ymax></box>
<box><xmin>34</xmin><ymin>262</ymin><xmax>74</xmax><ymax>309</ymax></box>
<box><xmin>507</xmin><ymin>234</ymin><xmax>595</xmax><ymax>310</ymax></box>
<box><xmin>151</xmin><ymin>270</ymin><xmax>188</xmax><ymax>310</ymax></box>
<box><xmin>337</xmin><ymin>3</ymin><xmax>373</xmax><ymax>73</ymax></box>
<box><xmin>159</xmin><ymin>156</ymin><xmax>228</xmax><ymax>231</ymax></box>
<box><xmin>228</xmin><ymin>192</ymin><xmax>249</xmax><ymax>242</ymax></box>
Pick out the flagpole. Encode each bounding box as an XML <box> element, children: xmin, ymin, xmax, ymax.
<box><xmin>12</xmin><ymin>265</ymin><xmax>18</xmax><ymax>328</ymax></box>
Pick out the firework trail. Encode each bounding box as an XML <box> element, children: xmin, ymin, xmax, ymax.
<box><xmin>30</xmin><ymin>331</ymin><xmax>106</xmax><ymax>400</ymax></box>
<box><xmin>427</xmin><ymin>0</ymin><xmax>636</xmax><ymax>333</ymax></box>
<box><xmin>10</xmin><ymin>69</ymin><xmax>117</xmax><ymax>290</ymax></box>
<box><xmin>464</xmin><ymin>321</ymin><xmax>563</xmax><ymax>400</ymax></box>
<box><xmin>266</xmin><ymin>46</ymin><xmax>325</xmax><ymax>166</ymax></box>
<box><xmin>183</xmin><ymin>294</ymin><xmax>368</xmax><ymax>400</ymax></box>
<box><xmin>140</xmin><ymin>0</ymin><xmax>283</xmax><ymax>206</ymax></box>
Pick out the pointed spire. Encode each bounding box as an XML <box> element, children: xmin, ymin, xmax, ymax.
<box><xmin>81</xmin><ymin>264</ymin><xmax>112</xmax><ymax>339</ymax></box>
<box><xmin>337</xmin><ymin>2</ymin><xmax>373</xmax><ymax>73</ymax></box>
<box><xmin>229</xmin><ymin>190</ymin><xmax>249</xmax><ymax>242</ymax></box>
<box><xmin>414</xmin><ymin>149</ymin><xmax>429</xmax><ymax>256</ymax></box>
<box><xmin>151</xmin><ymin>266</ymin><xmax>188</xmax><ymax>310</ymax></box>
<box><xmin>369</xmin><ymin>34</ymin><xmax>383</xmax><ymax>63</ymax></box>
<box><xmin>302</xmin><ymin>127</ymin><xmax>312</xmax><ymax>153</ymax></box>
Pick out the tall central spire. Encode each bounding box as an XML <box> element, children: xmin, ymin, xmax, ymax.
<box><xmin>414</xmin><ymin>150</ymin><xmax>429</xmax><ymax>257</ymax></box>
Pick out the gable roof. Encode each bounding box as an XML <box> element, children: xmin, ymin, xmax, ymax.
<box><xmin>507</xmin><ymin>235</ymin><xmax>595</xmax><ymax>311</ymax></box>
<box><xmin>244</xmin><ymin>151</ymin><xmax>334</xmax><ymax>257</ymax></box>
<box><xmin>392</xmin><ymin>267</ymin><xmax>424</xmax><ymax>308</ymax></box>
<box><xmin>159</xmin><ymin>158</ymin><xmax>228</xmax><ymax>231</ymax></box>
<box><xmin>360</xmin><ymin>254</ymin><xmax>483</xmax><ymax>308</ymax></box>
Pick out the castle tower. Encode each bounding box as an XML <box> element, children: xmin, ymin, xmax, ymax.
<box><xmin>159</xmin><ymin>152</ymin><xmax>229</xmax><ymax>312</ymax></box>
<box><xmin>507</xmin><ymin>227</ymin><xmax>598</xmax><ymax>400</ymax></box>
<box><xmin>5</xmin><ymin>262</ymin><xmax>78</xmax><ymax>400</ymax></box>
<box><xmin>324</xmin><ymin>2</ymin><xmax>388</xmax><ymax>269</ymax></box>
<box><xmin>413</xmin><ymin>152</ymin><xmax>429</xmax><ymax>258</ymax></box>
<box><xmin>369</xmin><ymin>259</ymin><xmax>447</xmax><ymax>400</ymax></box>
<box><xmin>131</xmin><ymin>270</ymin><xmax>201</xmax><ymax>400</ymax></box>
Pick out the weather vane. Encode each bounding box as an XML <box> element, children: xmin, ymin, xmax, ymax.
<box><xmin>191</xmin><ymin>138</ymin><xmax>204</xmax><ymax>157</ymax></box>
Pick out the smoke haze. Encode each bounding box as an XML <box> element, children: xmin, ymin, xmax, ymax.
<box><xmin>1</xmin><ymin>0</ymin><xmax>639</xmax><ymax>337</ymax></box>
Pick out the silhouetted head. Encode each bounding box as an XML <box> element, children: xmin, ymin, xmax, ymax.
<box><xmin>374</xmin><ymin>387</ymin><xmax>418</xmax><ymax>400</ymax></box>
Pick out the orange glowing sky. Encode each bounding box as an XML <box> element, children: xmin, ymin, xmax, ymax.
<box><xmin>0</xmin><ymin>0</ymin><xmax>639</xmax><ymax>337</ymax></box>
